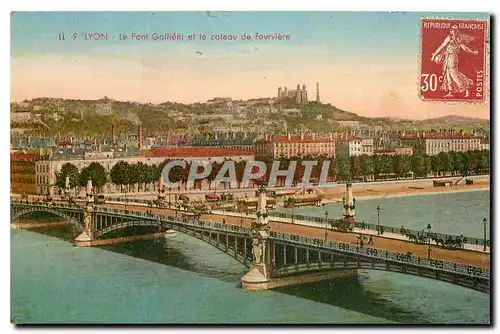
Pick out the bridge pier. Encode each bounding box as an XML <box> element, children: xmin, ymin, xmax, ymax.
<box><xmin>74</xmin><ymin>181</ymin><xmax>95</xmax><ymax>247</ymax></box>
<box><xmin>241</xmin><ymin>229</ymin><xmax>272</xmax><ymax>291</ymax></box>
<box><xmin>241</xmin><ymin>187</ymin><xmax>273</xmax><ymax>291</ymax></box>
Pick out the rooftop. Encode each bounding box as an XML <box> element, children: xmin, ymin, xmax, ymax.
<box><xmin>256</xmin><ymin>136</ymin><xmax>337</xmax><ymax>144</ymax></box>
<box><xmin>148</xmin><ymin>147</ymin><xmax>254</xmax><ymax>158</ymax></box>
<box><xmin>400</xmin><ymin>132</ymin><xmax>478</xmax><ymax>140</ymax></box>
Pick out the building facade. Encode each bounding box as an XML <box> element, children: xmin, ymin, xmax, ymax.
<box><xmin>335</xmin><ymin>137</ymin><xmax>362</xmax><ymax>158</ymax></box>
<box><xmin>34</xmin><ymin>148</ymin><xmax>255</xmax><ymax>195</ymax></box>
<box><xmin>400</xmin><ymin>131</ymin><xmax>482</xmax><ymax>156</ymax></box>
<box><xmin>254</xmin><ymin>134</ymin><xmax>336</xmax><ymax>159</ymax></box>
<box><xmin>277</xmin><ymin>84</ymin><xmax>308</xmax><ymax>104</ymax></box>
<box><xmin>360</xmin><ymin>138</ymin><xmax>374</xmax><ymax>156</ymax></box>
<box><xmin>11</xmin><ymin>152</ymin><xmax>39</xmax><ymax>194</ymax></box>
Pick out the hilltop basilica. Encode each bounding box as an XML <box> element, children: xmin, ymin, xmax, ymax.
<box><xmin>277</xmin><ymin>82</ymin><xmax>320</xmax><ymax>104</ymax></box>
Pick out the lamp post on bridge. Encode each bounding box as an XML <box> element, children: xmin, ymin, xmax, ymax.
<box><xmin>483</xmin><ymin>217</ymin><xmax>487</xmax><ymax>252</ymax></box>
<box><xmin>376</xmin><ymin>205</ymin><xmax>381</xmax><ymax>235</ymax></box>
<box><xmin>427</xmin><ymin>223</ymin><xmax>432</xmax><ymax>259</ymax></box>
<box><xmin>324</xmin><ymin>210</ymin><xmax>329</xmax><ymax>242</ymax></box>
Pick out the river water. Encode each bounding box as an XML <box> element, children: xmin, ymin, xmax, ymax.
<box><xmin>275</xmin><ymin>190</ymin><xmax>491</xmax><ymax>238</ymax></box>
<box><xmin>11</xmin><ymin>191</ymin><xmax>490</xmax><ymax>324</ymax></box>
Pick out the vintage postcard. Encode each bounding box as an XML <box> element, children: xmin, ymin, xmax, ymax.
<box><xmin>10</xmin><ymin>11</ymin><xmax>490</xmax><ymax>324</ymax></box>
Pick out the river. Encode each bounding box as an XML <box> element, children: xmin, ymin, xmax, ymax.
<box><xmin>10</xmin><ymin>191</ymin><xmax>490</xmax><ymax>324</ymax></box>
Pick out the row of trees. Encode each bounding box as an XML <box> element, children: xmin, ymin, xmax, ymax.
<box><xmin>55</xmin><ymin>150</ymin><xmax>489</xmax><ymax>193</ymax></box>
<box><xmin>332</xmin><ymin>149</ymin><xmax>489</xmax><ymax>182</ymax></box>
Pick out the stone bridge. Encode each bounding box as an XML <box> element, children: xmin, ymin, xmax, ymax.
<box><xmin>10</xmin><ymin>199</ymin><xmax>490</xmax><ymax>294</ymax></box>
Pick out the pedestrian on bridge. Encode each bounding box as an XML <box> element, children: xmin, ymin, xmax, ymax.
<box><xmin>368</xmin><ymin>235</ymin><xmax>373</xmax><ymax>245</ymax></box>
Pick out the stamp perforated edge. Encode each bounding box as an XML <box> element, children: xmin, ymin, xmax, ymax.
<box><xmin>416</xmin><ymin>16</ymin><xmax>490</xmax><ymax>104</ymax></box>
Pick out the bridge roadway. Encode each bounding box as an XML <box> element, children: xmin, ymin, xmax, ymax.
<box><xmin>99</xmin><ymin>202</ymin><xmax>489</xmax><ymax>270</ymax></box>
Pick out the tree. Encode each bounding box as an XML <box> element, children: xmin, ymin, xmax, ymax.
<box><xmin>110</xmin><ymin>161</ymin><xmax>129</xmax><ymax>192</ymax></box>
<box><xmin>430</xmin><ymin>155</ymin><xmax>440</xmax><ymax>177</ymax></box>
<box><xmin>135</xmin><ymin>162</ymin><xmax>150</xmax><ymax>192</ymax></box>
<box><xmin>457</xmin><ymin>152</ymin><xmax>469</xmax><ymax>176</ymax></box>
<box><xmin>411</xmin><ymin>153</ymin><xmax>425</xmax><ymax>177</ymax></box>
<box><xmin>235</xmin><ymin>160</ymin><xmax>246</xmax><ymax>188</ymax></box>
<box><xmin>448</xmin><ymin>151</ymin><xmax>460</xmax><ymax>176</ymax></box>
<box><xmin>147</xmin><ymin>164</ymin><xmax>158</xmax><ymax>191</ymax></box>
<box><xmin>207</xmin><ymin>161</ymin><xmax>220</xmax><ymax>190</ymax></box>
<box><xmin>79</xmin><ymin>162</ymin><xmax>107</xmax><ymax>192</ymax></box>
<box><xmin>436</xmin><ymin>152</ymin><xmax>450</xmax><ymax>176</ymax></box>
<box><xmin>394</xmin><ymin>155</ymin><xmax>411</xmax><ymax>179</ymax></box>
<box><xmin>170</xmin><ymin>164</ymin><xmax>184</xmax><ymax>191</ymax></box>
<box><xmin>334</xmin><ymin>157</ymin><xmax>350</xmax><ymax>182</ymax></box>
<box><xmin>480</xmin><ymin>150</ymin><xmax>490</xmax><ymax>174</ymax></box>
<box><xmin>349</xmin><ymin>156</ymin><xmax>361</xmax><ymax>181</ymax></box>
<box><xmin>55</xmin><ymin>163</ymin><xmax>79</xmax><ymax>190</ymax></box>
<box><xmin>360</xmin><ymin>155</ymin><xmax>374</xmax><ymax>181</ymax></box>
<box><xmin>126</xmin><ymin>163</ymin><xmax>141</xmax><ymax>192</ymax></box>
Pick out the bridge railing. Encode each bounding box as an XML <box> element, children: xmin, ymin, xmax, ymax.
<box><xmin>94</xmin><ymin>207</ymin><xmax>252</xmax><ymax>235</ymax></box>
<box><xmin>269</xmin><ymin>231</ymin><xmax>490</xmax><ymax>280</ymax></box>
<box><xmin>11</xmin><ymin>200</ymin><xmax>81</xmax><ymax>211</ymax></box>
<box><xmin>12</xmin><ymin>201</ymin><xmax>488</xmax><ymax>279</ymax></box>
<box><xmin>268</xmin><ymin>211</ymin><xmax>490</xmax><ymax>247</ymax></box>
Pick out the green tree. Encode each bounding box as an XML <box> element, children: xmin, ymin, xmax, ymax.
<box><xmin>55</xmin><ymin>163</ymin><xmax>79</xmax><ymax>190</ymax></box>
<box><xmin>394</xmin><ymin>155</ymin><xmax>411</xmax><ymax>179</ymax></box>
<box><xmin>480</xmin><ymin>150</ymin><xmax>490</xmax><ymax>174</ymax></box>
<box><xmin>207</xmin><ymin>161</ymin><xmax>220</xmax><ymax>190</ymax></box>
<box><xmin>349</xmin><ymin>156</ymin><xmax>361</xmax><ymax>181</ymax></box>
<box><xmin>448</xmin><ymin>151</ymin><xmax>460</xmax><ymax>176</ymax></box>
<box><xmin>79</xmin><ymin>162</ymin><xmax>107</xmax><ymax>192</ymax></box>
<box><xmin>135</xmin><ymin>162</ymin><xmax>150</xmax><ymax>192</ymax></box>
<box><xmin>437</xmin><ymin>152</ymin><xmax>450</xmax><ymax>176</ymax></box>
<box><xmin>430</xmin><ymin>155</ymin><xmax>440</xmax><ymax>177</ymax></box>
<box><xmin>360</xmin><ymin>155</ymin><xmax>374</xmax><ymax>181</ymax></box>
<box><xmin>126</xmin><ymin>163</ymin><xmax>141</xmax><ymax>192</ymax></box>
<box><xmin>110</xmin><ymin>161</ymin><xmax>129</xmax><ymax>192</ymax></box>
<box><xmin>335</xmin><ymin>157</ymin><xmax>351</xmax><ymax>182</ymax></box>
<box><xmin>235</xmin><ymin>160</ymin><xmax>247</xmax><ymax>188</ymax></box>
<box><xmin>411</xmin><ymin>153</ymin><xmax>425</xmax><ymax>177</ymax></box>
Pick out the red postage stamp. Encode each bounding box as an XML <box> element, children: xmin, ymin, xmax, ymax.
<box><xmin>419</xmin><ymin>18</ymin><xmax>488</xmax><ymax>102</ymax></box>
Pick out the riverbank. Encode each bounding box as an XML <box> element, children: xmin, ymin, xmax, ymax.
<box><xmin>100</xmin><ymin>175</ymin><xmax>489</xmax><ymax>202</ymax></box>
<box><xmin>321</xmin><ymin>179</ymin><xmax>489</xmax><ymax>203</ymax></box>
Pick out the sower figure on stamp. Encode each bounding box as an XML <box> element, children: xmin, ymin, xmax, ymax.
<box><xmin>431</xmin><ymin>25</ymin><xmax>478</xmax><ymax>98</ymax></box>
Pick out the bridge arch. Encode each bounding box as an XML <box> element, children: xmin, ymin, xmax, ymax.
<box><xmin>92</xmin><ymin>215</ymin><xmax>252</xmax><ymax>267</ymax></box>
<box><xmin>11</xmin><ymin>207</ymin><xmax>82</xmax><ymax>230</ymax></box>
<box><xmin>273</xmin><ymin>259</ymin><xmax>490</xmax><ymax>294</ymax></box>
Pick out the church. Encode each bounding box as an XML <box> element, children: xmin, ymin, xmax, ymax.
<box><xmin>277</xmin><ymin>82</ymin><xmax>320</xmax><ymax>104</ymax></box>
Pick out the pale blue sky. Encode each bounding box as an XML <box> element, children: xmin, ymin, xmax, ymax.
<box><xmin>11</xmin><ymin>11</ymin><xmax>489</xmax><ymax>57</ymax></box>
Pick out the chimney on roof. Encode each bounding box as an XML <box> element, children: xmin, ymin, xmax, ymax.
<box><xmin>138</xmin><ymin>123</ymin><xmax>143</xmax><ymax>150</ymax></box>
<box><xmin>112</xmin><ymin>124</ymin><xmax>116</xmax><ymax>147</ymax></box>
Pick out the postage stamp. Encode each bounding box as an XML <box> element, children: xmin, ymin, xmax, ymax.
<box><xmin>419</xmin><ymin>18</ymin><xmax>488</xmax><ymax>102</ymax></box>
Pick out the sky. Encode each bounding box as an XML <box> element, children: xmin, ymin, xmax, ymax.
<box><xmin>10</xmin><ymin>11</ymin><xmax>490</xmax><ymax>120</ymax></box>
